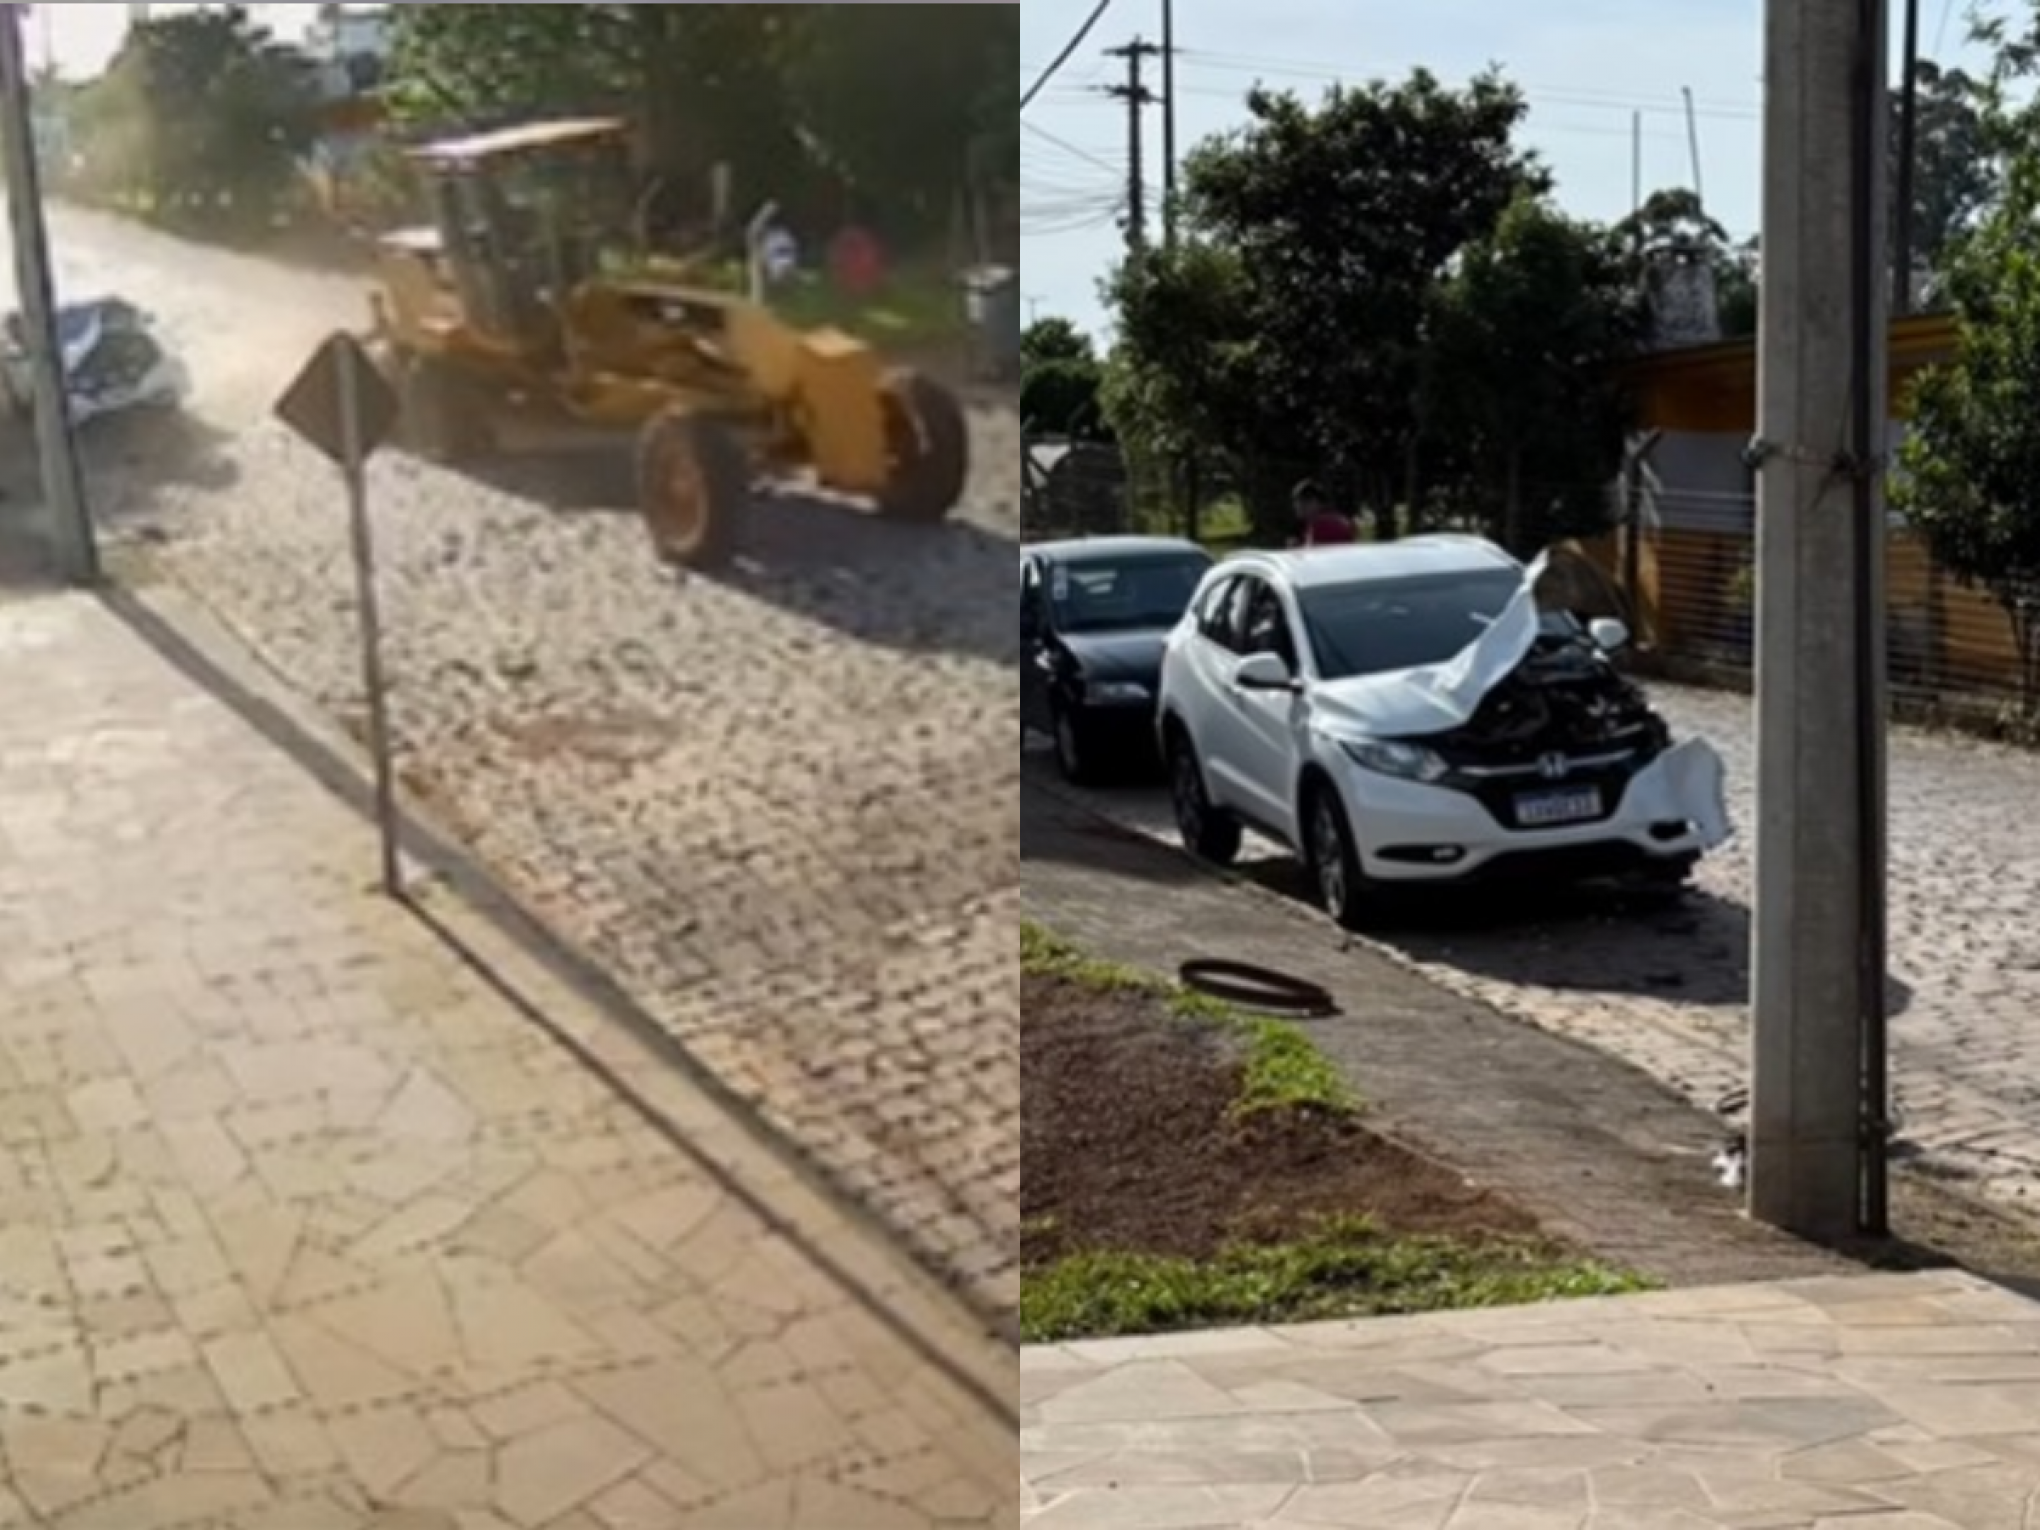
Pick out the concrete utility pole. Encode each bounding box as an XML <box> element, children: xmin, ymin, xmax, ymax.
<box><xmin>1893</xmin><ymin>0</ymin><xmax>1921</xmax><ymax>314</ymax></box>
<box><xmin>1748</xmin><ymin>0</ymin><xmax>1890</xmax><ymax>1239</ymax></box>
<box><xmin>0</xmin><ymin>2</ymin><xmax>94</xmax><ymax>584</ymax></box>
<box><xmin>1103</xmin><ymin>38</ymin><xmax>1160</xmax><ymax>251</ymax></box>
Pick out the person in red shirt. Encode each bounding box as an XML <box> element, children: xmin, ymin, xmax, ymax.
<box><xmin>1291</xmin><ymin>479</ymin><xmax>1357</xmax><ymax>547</ymax></box>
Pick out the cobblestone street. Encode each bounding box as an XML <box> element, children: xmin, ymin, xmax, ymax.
<box><xmin>1025</xmin><ymin>674</ymin><xmax>2040</xmax><ymax>1216</ymax></box>
<box><xmin>0</xmin><ymin>592</ymin><xmax>1010</xmax><ymax>1528</ymax></box>
<box><xmin>14</xmin><ymin>208</ymin><xmax>1019</xmax><ymax>1322</ymax></box>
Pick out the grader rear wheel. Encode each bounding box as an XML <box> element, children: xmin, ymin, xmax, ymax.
<box><xmin>637</xmin><ymin>410</ymin><xmax>745</xmax><ymax>570</ymax></box>
<box><xmin>876</xmin><ymin>368</ymin><xmax>969</xmax><ymax>524</ymax></box>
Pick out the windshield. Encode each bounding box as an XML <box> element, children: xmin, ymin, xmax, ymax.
<box><xmin>1298</xmin><ymin>569</ymin><xmax>1528</xmax><ymax>680</ymax></box>
<box><xmin>1051</xmin><ymin>555</ymin><xmax>1211</xmax><ymax>634</ymax></box>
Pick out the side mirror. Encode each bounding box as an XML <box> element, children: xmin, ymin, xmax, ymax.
<box><xmin>1590</xmin><ymin>617</ymin><xmax>1632</xmax><ymax>654</ymax></box>
<box><xmin>1233</xmin><ymin>652</ymin><xmax>1298</xmax><ymax>692</ymax></box>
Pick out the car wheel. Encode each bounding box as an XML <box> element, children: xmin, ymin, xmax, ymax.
<box><xmin>1167</xmin><ymin>733</ymin><xmax>1242</xmax><ymax>865</ymax></box>
<box><xmin>1305</xmin><ymin>782</ymin><xmax>1372</xmax><ymax>930</ymax></box>
<box><xmin>1051</xmin><ymin>701</ymin><xmax>1100</xmax><ymax>786</ymax></box>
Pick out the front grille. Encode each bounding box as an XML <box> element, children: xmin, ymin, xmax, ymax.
<box><xmin>1444</xmin><ymin>751</ymin><xmax>1649</xmax><ymax>831</ymax></box>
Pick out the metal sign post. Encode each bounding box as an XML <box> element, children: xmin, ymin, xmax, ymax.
<box><xmin>337</xmin><ymin>343</ymin><xmax>400</xmax><ymax>896</ymax></box>
<box><xmin>274</xmin><ymin>332</ymin><xmax>403</xmax><ymax>895</ymax></box>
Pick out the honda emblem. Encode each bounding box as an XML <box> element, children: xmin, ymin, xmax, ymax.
<box><xmin>1537</xmin><ymin>752</ymin><xmax>1571</xmax><ymax>781</ymax></box>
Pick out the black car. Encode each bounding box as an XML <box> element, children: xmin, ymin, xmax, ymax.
<box><xmin>1021</xmin><ymin>536</ymin><xmax>1214</xmax><ymax>783</ymax></box>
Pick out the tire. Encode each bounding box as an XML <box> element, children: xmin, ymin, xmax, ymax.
<box><xmin>1303</xmin><ymin>779</ymin><xmax>1373</xmax><ymax>930</ymax></box>
<box><xmin>398</xmin><ymin>355</ymin><xmax>492</xmax><ymax>464</ymax></box>
<box><xmin>1051</xmin><ymin>699</ymin><xmax>1100</xmax><ymax>786</ymax></box>
<box><xmin>876</xmin><ymin>367</ymin><xmax>969</xmax><ymax>524</ymax></box>
<box><xmin>637</xmin><ymin>409</ymin><xmax>746</xmax><ymax>570</ymax></box>
<box><xmin>1166</xmin><ymin>731</ymin><xmax>1242</xmax><ymax>866</ymax></box>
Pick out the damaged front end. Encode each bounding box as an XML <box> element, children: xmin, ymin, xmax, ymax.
<box><xmin>1426</xmin><ymin>618</ymin><xmax>1731</xmax><ymax>851</ymax></box>
<box><xmin>1319</xmin><ymin>550</ymin><xmax>1732</xmax><ymax>867</ymax></box>
<box><xmin>0</xmin><ymin>298</ymin><xmax>191</xmax><ymax>428</ymax></box>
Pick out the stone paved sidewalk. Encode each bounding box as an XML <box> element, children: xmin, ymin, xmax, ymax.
<box><xmin>0</xmin><ymin>593</ymin><xmax>1011</xmax><ymax>1528</ymax></box>
<box><xmin>1024</xmin><ymin>1269</ymin><xmax>2040</xmax><ymax>1528</ymax></box>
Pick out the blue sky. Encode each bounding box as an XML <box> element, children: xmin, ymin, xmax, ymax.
<box><xmin>1022</xmin><ymin>0</ymin><xmax>2004</xmax><ymax>337</ymax></box>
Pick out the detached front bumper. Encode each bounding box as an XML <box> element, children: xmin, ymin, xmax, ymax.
<box><xmin>1343</xmin><ymin>737</ymin><xmax>1732</xmax><ymax>884</ymax></box>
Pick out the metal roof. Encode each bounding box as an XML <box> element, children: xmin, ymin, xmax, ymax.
<box><xmin>409</xmin><ymin>117</ymin><xmax>628</xmax><ymax>164</ymax></box>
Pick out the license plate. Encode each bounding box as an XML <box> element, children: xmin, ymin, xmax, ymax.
<box><xmin>1515</xmin><ymin>786</ymin><xmax>1603</xmax><ymax>827</ymax></box>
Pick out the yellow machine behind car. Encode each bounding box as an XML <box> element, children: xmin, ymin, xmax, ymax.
<box><xmin>365</xmin><ymin>117</ymin><xmax>969</xmax><ymax>568</ymax></box>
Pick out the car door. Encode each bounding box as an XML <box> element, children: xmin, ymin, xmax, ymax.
<box><xmin>1207</xmin><ymin>576</ymin><xmax>1307</xmax><ymax>841</ymax></box>
<box><xmin>1020</xmin><ymin>558</ymin><xmax>1054</xmax><ymax>734</ymax></box>
<box><xmin>1172</xmin><ymin>572</ymin><xmax>1242</xmax><ymax>768</ymax></box>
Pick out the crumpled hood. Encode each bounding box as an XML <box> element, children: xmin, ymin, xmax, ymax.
<box><xmin>1312</xmin><ymin>551</ymin><xmax>1552</xmax><ymax>739</ymax></box>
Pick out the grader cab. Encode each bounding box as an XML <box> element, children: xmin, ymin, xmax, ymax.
<box><xmin>367</xmin><ymin>117</ymin><xmax>969</xmax><ymax>568</ymax></box>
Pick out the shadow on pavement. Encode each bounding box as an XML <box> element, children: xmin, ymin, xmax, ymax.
<box><xmin>1041</xmin><ymin>755</ymin><xmax>1917</xmax><ymax>1019</ymax></box>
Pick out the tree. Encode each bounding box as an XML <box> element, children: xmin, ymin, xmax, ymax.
<box><xmin>1892</xmin><ymin>163</ymin><xmax>2040</xmax><ymax>708</ymax></box>
<box><xmin>383</xmin><ymin>5</ymin><xmax>809</xmax><ymax>207</ymax></box>
<box><xmin>1425</xmin><ymin>196</ymin><xmax>1638</xmax><ymax>553</ymax></box>
<box><xmin>1615</xmin><ymin>188</ymin><xmax>1755</xmax><ymax>342</ymax></box>
<box><xmin>1021</xmin><ymin>319</ymin><xmax>1108</xmax><ymax>441</ymax></box>
<box><xmin>1103</xmin><ymin>240</ymin><xmax>1313</xmax><ymax>539</ymax></box>
<box><xmin>1022</xmin><ymin>317</ymin><xmax>1093</xmax><ymax>369</ymax></box>
<box><xmin>73</xmin><ymin>8</ymin><xmax>319</xmax><ymax>229</ymax></box>
<box><xmin>1891</xmin><ymin>61</ymin><xmax>1996</xmax><ymax>302</ymax></box>
<box><xmin>786</xmin><ymin>4</ymin><xmax>1015</xmax><ymax>233</ymax></box>
<box><xmin>1110</xmin><ymin>69</ymin><xmax>1546</xmax><ymax>540</ymax></box>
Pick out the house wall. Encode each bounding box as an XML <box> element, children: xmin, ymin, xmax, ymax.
<box><xmin>1593</xmin><ymin>312</ymin><xmax>2024</xmax><ymax>692</ymax></box>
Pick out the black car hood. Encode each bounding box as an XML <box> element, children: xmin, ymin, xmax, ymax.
<box><xmin>1055</xmin><ymin>627</ymin><xmax>1172</xmax><ymax>683</ymax></box>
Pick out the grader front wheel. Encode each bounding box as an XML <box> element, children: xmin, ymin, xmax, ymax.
<box><xmin>637</xmin><ymin>410</ymin><xmax>745</xmax><ymax>570</ymax></box>
<box><xmin>876</xmin><ymin>369</ymin><xmax>969</xmax><ymax>524</ymax></box>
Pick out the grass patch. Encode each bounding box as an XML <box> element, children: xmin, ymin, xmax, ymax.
<box><xmin>1022</xmin><ymin>1216</ymin><xmax>1654</xmax><ymax>1342</ymax></box>
<box><xmin>1021</xmin><ymin>922</ymin><xmax>1357</xmax><ymax>1120</ymax></box>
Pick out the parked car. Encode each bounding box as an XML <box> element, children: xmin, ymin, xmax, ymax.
<box><xmin>1154</xmin><ymin>535</ymin><xmax>1730</xmax><ymax>927</ymax></box>
<box><xmin>1023</xmin><ymin>535</ymin><xmax>1214</xmax><ymax>783</ymax></box>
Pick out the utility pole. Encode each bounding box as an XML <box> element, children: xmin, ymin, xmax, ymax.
<box><xmin>1748</xmin><ymin>0</ymin><xmax>1890</xmax><ymax>1240</ymax></box>
<box><xmin>0</xmin><ymin>3</ymin><xmax>94</xmax><ymax>584</ymax></box>
<box><xmin>1103</xmin><ymin>38</ymin><xmax>1160</xmax><ymax>251</ymax></box>
<box><xmin>1161</xmin><ymin>0</ymin><xmax>1178</xmax><ymax>247</ymax></box>
<box><xmin>1682</xmin><ymin>86</ymin><xmax>1706</xmax><ymax>207</ymax></box>
<box><xmin>1893</xmin><ymin>0</ymin><xmax>1921</xmax><ymax>314</ymax></box>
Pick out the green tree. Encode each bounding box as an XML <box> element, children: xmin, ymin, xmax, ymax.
<box><xmin>1103</xmin><ymin>240</ymin><xmax>1311</xmax><ymax>539</ymax></box>
<box><xmin>1022</xmin><ymin>318</ymin><xmax>1093</xmax><ymax>369</ymax></box>
<box><xmin>1117</xmin><ymin>70</ymin><xmax>1542</xmax><ymax>546</ymax></box>
<box><xmin>383</xmin><ymin>5</ymin><xmax>809</xmax><ymax>205</ymax></box>
<box><xmin>787</xmin><ymin>4</ymin><xmax>1016</xmax><ymax>233</ymax></box>
<box><xmin>1425</xmin><ymin>196</ymin><xmax>1637</xmax><ymax>553</ymax></box>
<box><xmin>1021</xmin><ymin>318</ymin><xmax>1107</xmax><ymax>440</ymax></box>
<box><xmin>1615</xmin><ymin>188</ymin><xmax>1755</xmax><ymax>341</ymax></box>
<box><xmin>73</xmin><ymin>7</ymin><xmax>318</xmax><ymax>230</ymax></box>
<box><xmin>1893</xmin><ymin>162</ymin><xmax>2040</xmax><ymax>707</ymax></box>
<box><xmin>1891</xmin><ymin>61</ymin><xmax>1996</xmax><ymax>302</ymax></box>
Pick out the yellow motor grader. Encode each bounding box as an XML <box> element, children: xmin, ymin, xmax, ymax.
<box><xmin>364</xmin><ymin>117</ymin><xmax>969</xmax><ymax>568</ymax></box>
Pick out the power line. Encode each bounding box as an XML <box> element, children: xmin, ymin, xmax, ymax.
<box><xmin>1023</xmin><ymin>118</ymin><xmax>1123</xmax><ymax>176</ymax></box>
<box><xmin>1022</xmin><ymin>0</ymin><xmax>1115</xmax><ymax>112</ymax></box>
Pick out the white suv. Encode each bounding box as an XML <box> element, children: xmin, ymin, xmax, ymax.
<box><xmin>1154</xmin><ymin>536</ymin><xmax>1730</xmax><ymax>927</ymax></box>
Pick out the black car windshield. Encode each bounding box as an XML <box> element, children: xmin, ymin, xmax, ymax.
<box><xmin>1051</xmin><ymin>555</ymin><xmax>1211</xmax><ymax>634</ymax></box>
<box><xmin>1297</xmin><ymin>569</ymin><xmax>1531</xmax><ymax>680</ymax></box>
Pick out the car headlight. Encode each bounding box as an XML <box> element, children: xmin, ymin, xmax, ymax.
<box><xmin>1084</xmin><ymin>680</ymin><xmax>1152</xmax><ymax>706</ymax></box>
<box><xmin>1339</xmin><ymin>738</ymin><xmax>1450</xmax><ymax>783</ymax></box>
